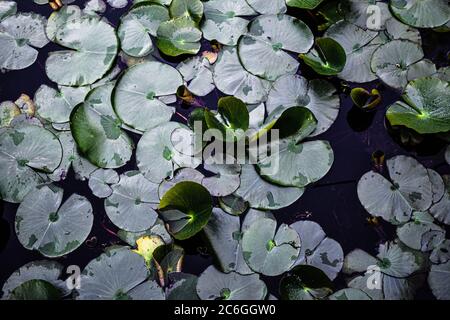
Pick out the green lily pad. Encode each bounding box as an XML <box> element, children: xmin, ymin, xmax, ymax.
<box><xmin>201</xmin><ymin>0</ymin><xmax>256</xmax><ymax>46</ymax></box>
<box><xmin>238</xmin><ymin>14</ymin><xmax>314</xmax><ymax>81</ymax></box>
<box><xmin>280</xmin><ymin>265</ymin><xmax>333</xmax><ymax>300</ymax></box>
<box><xmin>118</xmin><ymin>4</ymin><xmax>169</xmax><ymax>58</ymax></box>
<box><xmin>156</xmin><ymin>17</ymin><xmax>202</xmax><ymax>57</ymax></box>
<box><xmin>196</xmin><ymin>265</ymin><xmax>267</xmax><ymax>300</ymax></box>
<box><xmin>159</xmin><ymin>181</ymin><xmax>213</xmax><ymax>240</ymax></box>
<box><xmin>300</xmin><ymin>37</ymin><xmax>346</xmax><ymax>76</ymax></box>
<box><xmin>266</xmin><ymin>75</ymin><xmax>340</xmax><ymax>136</ymax></box>
<box><xmin>0</xmin><ymin>101</ymin><xmax>20</xmax><ymax>128</ymax></box>
<box><xmin>15</xmin><ymin>185</ymin><xmax>93</xmax><ymax>257</ymax></box>
<box><xmin>213</xmin><ymin>46</ymin><xmax>271</xmax><ymax>104</ymax></box>
<box><xmin>386</xmin><ymin>77</ymin><xmax>450</xmax><ymax>134</ymax></box>
<box><xmin>169</xmin><ymin>0</ymin><xmax>204</xmax><ymax>24</ymax></box>
<box><xmin>114</xmin><ymin>61</ymin><xmax>183</xmax><ymax>132</ymax></box>
<box><xmin>77</xmin><ymin>247</ymin><xmax>150</xmax><ymax>300</ymax></box>
<box><xmin>350</xmin><ymin>88</ymin><xmax>382</xmax><ymax>111</ymax></box>
<box><xmin>46</xmin><ymin>16</ymin><xmax>118</xmax><ymax>86</ymax></box>
<box><xmin>70</xmin><ymin>83</ymin><xmax>133</xmax><ymax>168</ymax></box>
<box><xmin>105</xmin><ymin>171</ymin><xmax>160</xmax><ymax>232</ymax></box>
<box><xmin>242</xmin><ymin>217</ymin><xmax>300</xmax><ymax>276</ymax></box>
<box><xmin>137</xmin><ymin>122</ymin><xmax>200</xmax><ymax>183</ymax></box>
<box><xmin>286</xmin><ymin>0</ymin><xmax>324</xmax><ymax>10</ymax></box>
<box><xmin>357</xmin><ymin>155</ymin><xmax>433</xmax><ymax>223</ymax></box>
<box><xmin>246</xmin><ymin>0</ymin><xmax>286</xmax><ymax>14</ymax></box>
<box><xmin>10</xmin><ymin>279</ymin><xmax>62</xmax><ymax>300</ymax></box>
<box><xmin>0</xmin><ymin>125</ymin><xmax>62</xmax><ymax>203</ymax></box>
<box><xmin>0</xmin><ymin>13</ymin><xmax>48</xmax><ymax>70</ymax></box>
<box><xmin>390</xmin><ymin>0</ymin><xmax>450</xmax><ymax>28</ymax></box>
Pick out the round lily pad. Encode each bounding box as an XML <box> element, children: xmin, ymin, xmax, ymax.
<box><xmin>118</xmin><ymin>4</ymin><xmax>169</xmax><ymax>57</ymax></box>
<box><xmin>428</xmin><ymin>261</ymin><xmax>450</xmax><ymax>300</ymax></box>
<box><xmin>0</xmin><ymin>101</ymin><xmax>20</xmax><ymax>128</ymax></box>
<box><xmin>15</xmin><ymin>185</ymin><xmax>93</xmax><ymax>257</ymax></box>
<box><xmin>386</xmin><ymin>77</ymin><xmax>450</xmax><ymax>134</ymax></box>
<box><xmin>280</xmin><ymin>265</ymin><xmax>333</xmax><ymax>300</ymax></box>
<box><xmin>166</xmin><ymin>273</ymin><xmax>199</xmax><ymax>300</ymax></box>
<box><xmin>246</xmin><ymin>0</ymin><xmax>286</xmax><ymax>14</ymax></box>
<box><xmin>242</xmin><ymin>217</ymin><xmax>300</xmax><ymax>276</ymax></box>
<box><xmin>218</xmin><ymin>194</ymin><xmax>249</xmax><ymax>216</ymax></box>
<box><xmin>88</xmin><ymin>169</ymin><xmax>120</xmax><ymax>198</ymax></box>
<box><xmin>137</xmin><ymin>122</ymin><xmax>200</xmax><ymax>183</ymax></box>
<box><xmin>0</xmin><ymin>12</ymin><xmax>48</xmax><ymax>71</ymax></box>
<box><xmin>159</xmin><ymin>181</ymin><xmax>213</xmax><ymax>240</ymax></box>
<box><xmin>430</xmin><ymin>175</ymin><xmax>450</xmax><ymax>225</ymax></box>
<box><xmin>430</xmin><ymin>239</ymin><xmax>450</xmax><ymax>265</ymax></box>
<box><xmin>357</xmin><ymin>155</ymin><xmax>433</xmax><ymax>223</ymax></box>
<box><xmin>77</xmin><ymin>247</ymin><xmax>150</xmax><ymax>300</ymax></box>
<box><xmin>300</xmin><ymin>37</ymin><xmax>347</xmax><ymax>76</ymax></box>
<box><xmin>170</xmin><ymin>0</ymin><xmax>204</xmax><ymax>24</ymax></box>
<box><xmin>9</xmin><ymin>279</ymin><xmax>62</xmax><ymax>300</ymax></box>
<box><xmin>238</xmin><ymin>14</ymin><xmax>314</xmax><ymax>81</ymax></box>
<box><xmin>0</xmin><ymin>1</ymin><xmax>16</xmax><ymax>21</ymax></box>
<box><xmin>105</xmin><ymin>171</ymin><xmax>160</xmax><ymax>232</ymax></box>
<box><xmin>114</xmin><ymin>61</ymin><xmax>183</xmax><ymax>132</ymax></box>
<box><xmin>390</xmin><ymin>0</ymin><xmax>450</xmax><ymax>28</ymax></box>
<box><xmin>70</xmin><ymin>83</ymin><xmax>134</xmax><ymax>168</ymax></box>
<box><xmin>266</xmin><ymin>75</ymin><xmax>340</xmax><ymax>136</ymax></box>
<box><xmin>156</xmin><ymin>17</ymin><xmax>202</xmax><ymax>57</ymax></box>
<box><xmin>291</xmin><ymin>221</ymin><xmax>343</xmax><ymax>280</ymax></box>
<box><xmin>118</xmin><ymin>218</ymin><xmax>172</xmax><ymax>247</ymax></box>
<box><xmin>328</xmin><ymin>288</ymin><xmax>372</xmax><ymax>300</ymax></box>
<box><xmin>286</xmin><ymin>0</ymin><xmax>324</xmax><ymax>9</ymax></box>
<box><xmin>213</xmin><ymin>46</ymin><xmax>272</xmax><ymax>104</ymax></box>
<box><xmin>201</xmin><ymin>0</ymin><xmax>256</xmax><ymax>46</ymax></box>
<box><xmin>234</xmin><ymin>164</ymin><xmax>304</xmax><ymax>210</ymax></box>
<box><xmin>196</xmin><ymin>265</ymin><xmax>267</xmax><ymax>300</ymax></box>
<box><xmin>177</xmin><ymin>56</ymin><xmax>215</xmax><ymax>96</ymax></box>
<box><xmin>202</xmin><ymin>161</ymin><xmax>241</xmax><ymax>197</ymax></box>
<box><xmin>46</xmin><ymin>16</ymin><xmax>118</xmax><ymax>86</ymax></box>
<box><xmin>158</xmin><ymin>168</ymin><xmax>204</xmax><ymax>198</ymax></box>
<box><xmin>340</xmin><ymin>0</ymin><xmax>391</xmax><ymax>31</ymax></box>
<box><xmin>0</xmin><ymin>125</ymin><xmax>62</xmax><ymax>203</ymax></box>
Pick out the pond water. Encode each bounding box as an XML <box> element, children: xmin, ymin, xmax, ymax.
<box><xmin>0</xmin><ymin>0</ymin><xmax>449</xmax><ymax>299</ymax></box>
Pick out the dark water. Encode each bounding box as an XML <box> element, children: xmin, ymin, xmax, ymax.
<box><xmin>0</xmin><ymin>0</ymin><xmax>449</xmax><ymax>299</ymax></box>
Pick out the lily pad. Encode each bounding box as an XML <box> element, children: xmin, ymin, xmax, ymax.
<box><xmin>245</xmin><ymin>0</ymin><xmax>286</xmax><ymax>14</ymax></box>
<box><xmin>137</xmin><ymin>122</ymin><xmax>200</xmax><ymax>183</ymax></box>
<box><xmin>15</xmin><ymin>185</ymin><xmax>93</xmax><ymax>257</ymax></box>
<box><xmin>350</xmin><ymin>88</ymin><xmax>381</xmax><ymax>111</ymax></box>
<box><xmin>113</xmin><ymin>61</ymin><xmax>183</xmax><ymax>132</ymax></box>
<box><xmin>238</xmin><ymin>14</ymin><xmax>314</xmax><ymax>81</ymax></box>
<box><xmin>201</xmin><ymin>0</ymin><xmax>256</xmax><ymax>46</ymax></box>
<box><xmin>341</xmin><ymin>0</ymin><xmax>391</xmax><ymax>31</ymax></box>
<box><xmin>159</xmin><ymin>181</ymin><xmax>213</xmax><ymax>240</ymax></box>
<box><xmin>77</xmin><ymin>247</ymin><xmax>150</xmax><ymax>300</ymax></box>
<box><xmin>196</xmin><ymin>265</ymin><xmax>267</xmax><ymax>300</ymax></box>
<box><xmin>328</xmin><ymin>288</ymin><xmax>372</xmax><ymax>300</ymax></box>
<box><xmin>0</xmin><ymin>13</ymin><xmax>48</xmax><ymax>70</ymax></box>
<box><xmin>280</xmin><ymin>265</ymin><xmax>333</xmax><ymax>300</ymax></box>
<box><xmin>0</xmin><ymin>101</ymin><xmax>20</xmax><ymax>128</ymax></box>
<box><xmin>242</xmin><ymin>217</ymin><xmax>300</xmax><ymax>276</ymax></box>
<box><xmin>266</xmin><ymin>75</ymin><xmax>340</xmax><ymax>136</ymax></box>
<box><xmin>0</xmin><ymin>125</ymin><xmax>62</xmax><ymax>203</ymax></box>
<box><xmin>428</xmin><ymin>261</ymin><xmax>450</xmax><ymax>300</ymax></box>
<box><xmin>290</xmin><ymin>221</ymin><xmax>343</xmax><ymax>280</ymax></box>
<box><xmin>177</xmin><ymin>56</ymin><xmax>215</xmax><ymax>96</ymax></box>
<box><xmin>35</xmin><ymin>85</ymin><xmax>90</xmax><ymax>124</ymax></box>
<box><xmin>118</xmin><ymin>4</ymin><xmax>169</xmax><ymax>58</ymax></box>
<box><xmin>0</xmin><ymin>1</ymin><xmax>16</xmax><ymax>21</ymax></box>
<box><xmin>166</xmin><ymin>273</ymin><xmax>199</xmax><ymax>300</ymax></box>
<box><xmin>429</xmin><ymin>175</ymin><xmax>450</xmax><ymax>225</ymax></box>
<box><xmin>300</xmin><ymin>37</ymin><xmax>346</xmax><ymax>76</ymax></box>
<box><xmin>70</xmin><ymin>83</ymin><xmax>134</xmax><ymax>168</ymax></box>
<box><xmin>390</xmin><ymin>0</ymin><xmax>450</xmax><ymax>28</ymax></box>
<box><xmin>158</xmin><ymin>168</ymin><xmax>204</xmax><ymax>198</ymax></box>
<box><xmin>46</xmin><ymin>16</ymin><xmax>118</xmax><ymax>86</ymax></box>
<box><xmin>105</xmin><ymin>171</ymin><xmax>160</xmax><ymax>232</ymax></box>
<box><xmin>213</xmin><ymin>46</ymin><xmax>271</xmax><ymax>104</ymax></box>
<box><xmin>234</xmin><ymin>164</ymin><xmax>304</xmax><ymax>210</ymax></box>
<box><xmin>286</xmin><ymin>0</ymin><xmax>324</xmax><ymax>10</ymax></box>
<box><xmin>169</xmin><ymin>0</ymin><xmax>204</xmax><ymax>24</ymax></box>
<box><xmin>386</xmin><ymin>77</ymin><xmax>450</xmax><ymax>134</ymax></box>
<box><xmin>88</xmin><ymin>169</ymin><xmax>120</xmax><ymax>198</ymax></box>
<box><xmin>118</xmin><ymin>218</ymin><xmax>173</xmax><ymax>246</ymax></box>
<box><xmin>202</xmin><ymin>161</ymin><xmax>241</xmax><ymax>197</ymax></box>
<box><xmin>9</xmin><ymin>279</ymin><xmax>62</xmax><ymax>300</ymax></box>
<box><xmin>218</xmin><ymin>194</ymin><xmax>249</xmax><ymax>216</ymax></box>
<box><xmin>357</xmin><ymin>155</ymin><xmax>433</xmax><ymax>223</ymax></box>
<box><xmin>430</xmin><ymin>239</ymin><xmax>450</xmax><ymax>265</ymax></box>
<box><xmin>156</xmin><ymin>17</ymin><xmax>202</xmax><ymax>57</ymax></box>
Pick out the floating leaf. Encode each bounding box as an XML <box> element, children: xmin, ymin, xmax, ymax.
<box><xmin>156</xmin><ymin>17</ymin><xmax>202</xmax><ymax>57</ymax></box>
<box><xmin>166</xmin><ymin>273</ymin><xmax>199</xmax><ymax>300</ymax></box>
<box><xmin>10</xmin><ymin>279</ymin><xmax>62</xmax><ymax>300</ymax></box>
<box><xmin>286</xmin><ymin>0</ymin><xmax>324</xmax><ymax>10</ymax></box>
<box><xmin>202</xmin><ymin>161</ymin><xmax>241</xmax><ymax>197</ymax></box>
<box><xmin>46</xmin><ymin>16</ymin><xmax>118</xmax><ymax>86</ymax></box>
<box><xmin>105</xmin><ymin>171</ymin><xmax>159</xmax><ymax>232</ymax></box>
<box><xmin>242</xmin><ymin>217</ymin><xmax>300</xmax><ymax>276</ymax></box>
<box><xmin>196</xmin><ymin>265</ymin><xmax>267</xmax><ymax>300</ymax></box>
<box><xmin>389</xmin><ymin>0</ymin><xmax>450</xmax><ymax>28</ymax></box>
<box><xmin>15</xmin><ymin>185</ymin><xmax>93</xmax><ymax>257</ymax></box>
<box><xmin>118</xmin><ymin>218</ymin><xmax>173</xmax><ymax>246</ymax></box>
<box><xmin>280</xmin><ymin>265</ymin><xmax>333</xmax><ymax>300</ymax></box>
<box><xmin>328</xmin><ymin>288</ymin><xmax>372</xmax><ymax>300</ymax></box>
<box><xmin>386</xmin><ymin>77</ymin><xmax>450</xmax><ymax>134</ymax></box>
<box><xmin>77</xmin><ymin>247</ymin><xmax>150</xmax><ymax>300</ymax></box>
<box><xmin>0</xmin><ymin>13</ymin><xmax>48</xmax><ymax>70</ymax></box>
<box><xmin>118</xmin><ymin>4</ymin><xmax>169</xmax><ymax>57</ymax></box>
<box><xmin>177</xmin><ymin>56</ymin><xmax>215</xmax><ymax>96</ymax></box>
<box><xmin>159</xmin><ymin>181</ymin><xmax>213</xmax><ymax>240</ymax></box>
<box><xmin>0</xmin><ymin>101</ymin><xmax>20</xmax><ymax>128</ymax></box>
<box><xmin>0</xmin><ymin>1</ymin><xmax>16</xmax><ymax>21</ymax></box>
<box><xmin>430</xmin><ymin>175</ymin><xmax>450</xmax><ymax>225</ymax></box>
<box><xmin>0</xmin><ymin>125</ymin><xmax>62</xmax><ymax>203</ymax></box>
<box><xmin>158</xmin><ymin>168</ymin><xmax>204</xmax><ymax>198</ymax></box>
<box><xmin>218</xmin><ymin>194</ymin><xmax>248</xmax><ymax>216</ymax></box>
<box><xmin>238</xmin><ymin>14</ymin><xmax>314</xmax><ymax>81</ymax></box>
<box><xmin>300</xmin><ymin>37</ymin><xmax>346</xmax><ymax>76</ymax></box>
<box><xmin>213</xmin><ymin>46</ymin><xmax>271</xmax><ymax>104</ymax></box>
<box><xmin>88</xmin><ymin>169</ymin><xmax>120</xmax><ymax>198</ymax></box>
<box><xmin>430</xmin><ymin>239</ymin><xmax>450</xmax><ymax>265</ymax></box>
<box><xmin>201</xmin><ymin>0</ymin><xmax>256</xmax><ymax>46</ymax></box>
<box><xmin>357</xmin><ymin>155</ymin><xmax>433</xmax><ymax>223</ymax></box>
<box><xmin>266</xmin><ymin>75</ymin><xmax>340</xmax><ymax>136</ymax></box>
<box><xmin>245</xmin><ymin>0</ymin><xmax>286</xmax><ymax>14</ymax></box>
<box><xmin>71</xmin><ymin>83</ymin><xmax>133</xmax><ymax>168</ymax></box>
<box><xmin>114</xmin><ymin>61</ymin><xmax>183</xmax><ymax>132</ymax></box>
<box><xmin>428</xmin><ymin>261</ymin><xmax>450</xmax><ymax>300</ymax></box>
<box><xmin>290</xmin><ymin>221</ymin><xmax>343</xmax><ymax>280</ymax></box>
<box><xmin>133</xmin><ymin>235</ymin><xmax>165</xmax><ymax>266</ymax></box>
<box><xmin>350</xmin><ymin>88</ymin><xmax>381</xmax><ymax>111</ymax></box>
<box><xmin>170</xmin><ymin>0</ymin><xmax>204</xmax><ymax>24</ymax></box>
